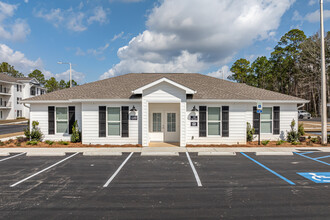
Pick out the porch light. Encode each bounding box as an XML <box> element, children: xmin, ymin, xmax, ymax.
<box><xmin>130</xmin><ymin>106</ymin><xmax>137</xmax><ymax>112</ymax></box>
<box><xmin>191</xmin><ymin>106</ymin><xmax>198</xmax><ymax>112</ymax></box>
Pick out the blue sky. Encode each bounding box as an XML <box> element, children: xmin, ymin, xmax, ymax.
<box><xmin>0</xmin><ymin>0</ymin><xmax>329</xmax><ymax>84</ymax></box>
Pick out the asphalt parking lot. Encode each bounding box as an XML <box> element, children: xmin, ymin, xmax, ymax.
<box><xmin>0</xmin><ymin>151</ymin><xmax>330</xmax><ymax>219</ymax></box>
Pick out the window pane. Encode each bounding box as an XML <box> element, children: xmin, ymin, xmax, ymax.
<box><xmin>167</xmin><ymin>113</ymin><xmax>176</xmax><ymax>132</ymax></box>
<box><xmin>56</xmin><ymin>107</ymin><xmax>67</xmax><ymax>120</ymax></box>
<box><xmin>57</xmin><ymin>121</ymin><xmax>68</xmax><ymax>133</ymax></box>
<box><xmin>108</xmin><ymin>107</ymin><xmax>120</xmax><ymax>121</ymax></box>
<box><xmin>208</xmin><ymin>122</ymin><xmax>220</xmax><ymax>135</ymax></box>
<box><xmin>108</xmin><ymin>122</ymin><xmax>120</xmax><ymax>136</ymax></box>
<box><xmin>208</xmin><ymin>107</ymin><xmax>220</xmax><ymax>121</ymax></box>
<box><xmin>261</xmin><ymin>121</ymin><xmax>272</xmax><ymax>133</ymax></box>
<box><xmin>261</xmin><ymin>107</ymin><xmax>272</xmax><ymax>120</ymax></box>
<box><xmin>153</xmin><ymin>113</ymin><xmax>161</xmax><ymax>132</ymax></box>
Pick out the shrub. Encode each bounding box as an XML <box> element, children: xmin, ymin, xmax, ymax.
<box><xmin>0</xmin><ymin>141</ymin><xmax>5</xmax><ymax>146</ymax></box>
<box><xmin>58</xmin><ymin>140</ymin><xmax>69</xmax><ymax>145</ymax></box>
<box><xmin>71</xmin><ymin>120</ymin><xmax>81</xmax><ymax>143</ymax></box>
<box><xmin>308</xmin><ymin>136</ymin><xmax>311</xmax><ymax>139</ymax></box>
<box><xmin>26</xmin><ymin>140</ymin><xmax>38</xmax><ymax>145</ymax></box>
<box><xmin>24</xmin><ymin>121</ymin><xmax>43</xmax><ymax>141</ymax></box>
<box><xmin>246</xmin><ymin>122</ymin><xmax>255</xmax><ymax>142</ymax></box>
<box><xmin>298</xmin><ymin>123</ymin><xmax>305</xmax><ymax>137</ymax></box>
<box><xmin>16</xmin><ymin>136</ymin><xmax>25</xmax><ymax>143</ymax></box>
<box><xmin>45</xmin><ymin>140</ymin><xmax>54</xmax><ymax>145</ymax></box>
<box><xmin>287</xmin><ymin>119</ymin><xmax>300</xmax><ymax>143</ymax></box>
<box><xmin>310</xmin><ymin>137</ymin><xmax>320</xmax><ymax>144</ymax></box>
<box><xmin>276</xmin><ymin>140</ymin><xmax>286</xmax><ymax>145</ymax></box>
<box><xmin>16</xmin><ymin>142</ymin><xmax>21</xmax><ymax>147</ymax></box>
<box><xmin>6</xmin><ymin>139</ymin><xmax>14</xmax><ymax>144</ymax></box>
<box><xmin>291</xmin><ymin>141</ymin><xmax>301</xmax><ymax>145</ymax></box>
<box><xmin>261</xmin><ymin>140</ymin><xmax>270</xmax><ymax>146</ymax></box>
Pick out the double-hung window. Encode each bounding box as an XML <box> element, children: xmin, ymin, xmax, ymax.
<box><xmin>56</xmin><ymin>107</ymin><xmax>68</xmax><ymax>133</ymax></box>
<box><xmin>260</xmin><ymin>107</ymin><xmax>272</xmax><ymax>133</ymax></box>
<box><xmin>108</xmin><ymin>107</ymin><xmax>120</xmax><ymax>136</ymax></box>
<box><xmin>208</xmin><ymin>107</ymin><xmax>221</xmax><ymax>136</ymax></box>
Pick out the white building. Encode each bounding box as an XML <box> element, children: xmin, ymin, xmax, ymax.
<box><xmin>0</xmin><ymin>73</ymin><xmax>45</xmax><ymax>120</ymax></box>
<box><xmin>23</xmin><ymin>73</ymin><xmax>308</xmax><ymax>146</ymax></box>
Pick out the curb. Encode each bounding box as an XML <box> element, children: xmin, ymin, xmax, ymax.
<box><xmin>26</xmin><ymin>152</ymin><xmax>66</xmax><ymax>156</ymax></box>
<box><xmin>83</xmin><ymin>152</ymin><xmax>122</xmax><ymax>156</ymax></box>
<box><xmin>255</xmin><ymin>152</ymin><xmax>293</xmax><ymax>156</ymax></box>
<box><xmin>198</xmin><ymin>152</ymin><xmax>236</xmax><ymax>156</ymax></box>
<box><xmin>0</xmin><ymin>152</ymin><xmax>10</xmax><ymax>156</ymax></box>
<box><xmin>141</xmin><ymin>152</ymin><xmax>179</xmax><ymax>156</ymax></box>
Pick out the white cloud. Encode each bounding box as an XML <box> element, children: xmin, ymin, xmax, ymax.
<box><xmin>305</xmin><ymin>9</ymin><xmax>330</xmax><ymax>23</ymax></box>
<box><xmin>110</xmin><ymin>0</ymin><xmax>144</xmax><ymax>3</ymax></box>
<box><xmin>111</xmin><ymin>31</ymin><xmax>124</xmax><ymax>41</ymax></box>
<box><xmin>75</xmin><ymin>42</ymin><xmax>110</xmax><ymax>60</ymax></box>
<box><xmin>24</xmin><ymin>0</ymin><xmax>28</xmax><ymax>3</ymax></box>
<box><xmin>207</xmin><ymin>65</ymin><xmax>233</xmax><ymax>80</ymax></box>
<box><xmin>0</xmin><ymin>1</ymin><xmax>30</xmax><ymax>41</ymax></box>
<box><xmin>101</xmin><ymin>0</ymin><xmax>295</xmax><ymax>79</ymax></box>
<box><xmin>87</xmin><ymin>6</ymin><xmax>108</xmax><ymax>25</ymax></box>
<box><xmin>34</xmin><ymin>5</ymin><xmax>108</xmax><ymax>32</ymax></box>
<box><xmin>55</xmin><ymin>69</ymin><xmax>86</xmax><ymax>84</ymax></box>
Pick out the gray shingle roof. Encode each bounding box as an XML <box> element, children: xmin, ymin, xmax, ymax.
<box><xmin>0</xmin><ymin>73</ymin><xmax>33</xmax><ymax>83</ymax></box>
<box><xmin>24</xmin><ymin>73</ymin><xmax>307</xmax><ymax>102</ymax></box>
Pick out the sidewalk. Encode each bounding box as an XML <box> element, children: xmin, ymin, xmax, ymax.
<box><xmin>0</xmin><ymin>146</ymin><xmax>330</xmax><ymax>154</ymax></box>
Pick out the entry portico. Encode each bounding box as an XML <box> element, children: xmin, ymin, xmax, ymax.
<box><xmin>132</xmin><ymin>77</ymin><xmax>196</xmax><ymax>147</ymax></box>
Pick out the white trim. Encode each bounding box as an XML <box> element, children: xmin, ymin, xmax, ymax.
<box><xmin>187</xmin><ymin>99</ymin><xmax>309</xmax><ymax>104</ymax></box>
<box><xmin>132</xmin><ymin>77</ymin><xmax>196</xmax><ymax>94</ymax></box>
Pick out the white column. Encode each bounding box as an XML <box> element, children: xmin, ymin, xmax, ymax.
<box><xmin>180</xmin><ymin>101</ymin><xmax>187</xmax><ymax>147</ymax></box>
<box><xmin>142</xmin><ymin>100</ymin><xmax>149</xmax><ymax>146</ymax></box>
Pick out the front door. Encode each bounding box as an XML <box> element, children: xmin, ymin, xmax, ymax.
<box><xmin>164</xmin><ymin>112</ymin><xmax>179</xmax><ymax>143</ymax></box>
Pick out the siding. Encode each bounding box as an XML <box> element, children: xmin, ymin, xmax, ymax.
<box><xmin>30</xmin><ymin>103</ymin><xmax>82</xmax><ymax>141</ymax></box>
<box><xmin>82</xmin><ymin>102</ymin><xmax>141</xmax><ymax>145</ymax></box>
<box><xmin>246</xmin><ymin>103</ymin><xmax>298</xmax><ymax>141</ymax></box>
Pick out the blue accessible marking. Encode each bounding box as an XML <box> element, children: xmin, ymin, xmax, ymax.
<box><xmin>294</xmin><ymin>152</ymin><xmax>330</xmax><ymax>166</ymax></box>
<box><xmin>240</xmin><ymin>152</ymin><xmax>295</xmax><ymax>185</ymax></box>
<box><xmin>297</xmin><ymin>172</ymin><xmax>330</xmax><ymax>183</ymax></box>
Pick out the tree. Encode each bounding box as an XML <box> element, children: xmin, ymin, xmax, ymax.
<box><xmin>0</xmin><ymin>62</ymin><xmax>24</xmax><ymax>78</ymax></box>
<box><xmin>59</xmin><ymin>79</ymin><xmax>67</xmax><ymax>89</ymax></box>
<box><xmin>228</xmin><ymin>58</ymin><xmax>251</xmax><ymax>83</ymax></box>
<box><xmin>28</xmin><ymin>69</ymin><xmax>46</xmax><ymax>85</ymax></box>
<box><xmin>251</xmin><ymin>56</ymin><xmax>273</xmax><ymax>90</ymax></box>
<box><xmin>44</xmin><ymin>77</ymin><xmax>59</xmax><ymax>92</ymax></box>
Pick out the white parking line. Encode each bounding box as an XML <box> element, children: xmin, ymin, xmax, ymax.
<box><xmin>10</xmin><ymin>152</ymin><xmax>79</xmax><ymax>187</ymax></box>
<box><xmin>103</xmin><ymin>152</ymin><xmax>134</xmax><ymax>188</ymax></box>
<box><xmin>0</xmin><ymin>152</ymin><xmax>26</xmax><ymax>162</ymax></box>
<box><xmin>186</xmin><ymin>152</ymin><xmax>202</xmax><ymax>187</ymax></box>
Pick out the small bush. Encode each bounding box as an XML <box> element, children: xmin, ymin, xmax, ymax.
<box><xmin>71</xmin><ymin>120</ymin><xmax>81</xmax><ymax>143</ymax></box>
<box><xmin>287</xmin><ymin>119</ymin><xmax>300</xmax><ymax>143</ymax></box>
<box><xmin>246</xmin><ymin>122</ymin><xmax>255</xmax><ymax>142</ymax></box>
<box><xmin>276</xmin><ymin>140</ymin><xmax>286</xmax><ymax>145</ymax></box>
<box><xmin>24</xmin><ymin>121</ymin><xmax>43</xmax><ymax>141</ymax></box>
<box><xmin>0</xmin><ymin>141</ymin><xmax>5</xmax><ymax>146</ymax></box>
<box><xmin>58</xmin><ymin>141</ymin><xmax>69</xmax><ymax>145</ymax></box>
<box><xmin>308</xmin><ymin>136</ymin><xmax>311</xmax><ymax>139</ymax></box>
<box><xmin>7</xmin><ymin>139</ymin><xmax>14</xmax><ymax>144</ymax></box>
<box><xmin>310</xmin><ymin>137</ymin><xmax>320</xmax><ymax>144</ymax></box>
<box><xmin>45</xmin><ymin>140</ymin><xmax>54</xmax><ymax>145</ymax></box>
<box><xmin>298</xmin><ymin>123</ymin><xmax>305</xmax><ymax>137</ymax></box>
<box><xmin>16</xmin><ymin>136</ymin><xmax>25</xmax><ymax>143</ymax></box>
<box><xmin>26</xmin><ymin>140</ymin><xmax>38</xmax><ymax>145</ymax></box>
<box><xmin>261</xmin><ymin>140</ymin><xmax>270</xmax><ymax>146</ymax></box>
<box><xmin>291</xmin><ymin>141</ymin><xmax>301</xmax><ymax>145</ymax></box>
<box><xmin>16</xmin><ymin>142</ymin><xmax>21</xmax><ymax>147</ymax></box>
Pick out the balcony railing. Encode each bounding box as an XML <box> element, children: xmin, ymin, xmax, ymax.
<box><xmin>0</xmin><ymin>87</ymin><xmax>11</xmax><ymax>94</ymax></box>
<box><xmin>0</xmin><ymin>101</ymin><xmax>11</xmax><ymax>108</ymax></box>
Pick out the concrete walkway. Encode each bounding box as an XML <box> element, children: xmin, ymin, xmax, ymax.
<box><xmin>0</xmin><ymin>146</ymin><xmax>330</xmax><ymax>155</ymax></box>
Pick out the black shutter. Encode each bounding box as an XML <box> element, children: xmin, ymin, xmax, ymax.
<box><xmin>121</xmin><ymin>106</ymin><xmax>129</xmax><ymax>137</ymax></box>
<box><xmin>69</xmin><ymin>106</ymin><xmax>75</xmax><ymax>134</ymax></box>
<box><xmin>222</xmin><ymin>106</ymin><xmax>229</xmax><ymax>137</ymax></box>
<box><xmin>273</xmin><ymin>106</ymin><xmax>280</xmax><ymax>135</ymax></box>
<box><xmin>199</xmin><ymin>106</ymin><xmax>207</xmax><ymax>137</ymax></box>
<box><xmin>253</xmin><ymin>106</ymin><xmax>260</xmax><ymax>134</ymax></box>
<box><xmin>99</xmin><ymin>106</ymin><xmax>106</xmax><ymax>137</ymax></box>
<box><xmin>48</xmin><ymin>106</ymin><xmax>55</xmax><ymax>135</ymax></box>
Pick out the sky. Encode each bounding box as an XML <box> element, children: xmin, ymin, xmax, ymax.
<box><xmin>0</xmin><ymin>0</ymin><xmax>329</xmax><ymax>84</ymax></box>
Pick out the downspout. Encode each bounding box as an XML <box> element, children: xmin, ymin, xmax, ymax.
<box><xmin>297</xmin><ymin>103</ymin><xmax>305</xmax><ymax>109</ymax></box>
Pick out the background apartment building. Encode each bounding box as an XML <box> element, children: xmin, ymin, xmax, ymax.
<box><xmin>0</xmin><ymin>73</ymin><xmax>45</xmax><ymax>120</ymax></box>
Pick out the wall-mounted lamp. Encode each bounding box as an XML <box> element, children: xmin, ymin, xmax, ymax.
<box><xmin>130</xmin><ymin>105</ymin><xmax>137</xmax><ymax>112</ymax></box>
<box><xmin>191</xmin><ymin>106</ymin><xmax>198</xmax><ymax>112</ymax></box>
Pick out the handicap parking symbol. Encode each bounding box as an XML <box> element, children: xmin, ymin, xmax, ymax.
<box><xmin>297</xmin><ymin>172</ymin><xmax>330</xmax><ymax>183</ymax></box>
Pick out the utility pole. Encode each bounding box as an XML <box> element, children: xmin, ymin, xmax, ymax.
<box><xmin>57</xmin><ymin>61</ymin><xmax>73</xmax><ymax>88</ymax></box>
<box><xmin>320</xmin><ymin>0</ymin><xmax>327</xmax><ymax>144</ymax></box>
